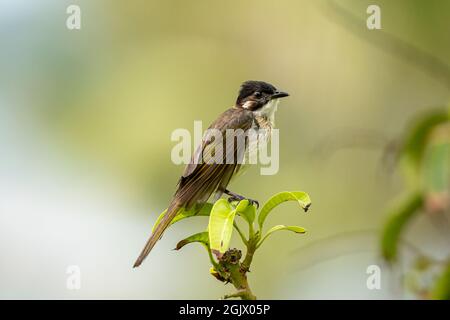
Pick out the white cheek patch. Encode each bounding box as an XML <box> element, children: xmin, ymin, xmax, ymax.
<box><xmin>243</xmin><ymin>101</ymin><xmax>253</xmax><ymax>109</ymax></box>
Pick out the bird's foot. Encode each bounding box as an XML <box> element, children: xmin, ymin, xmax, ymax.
<box><xmin>226</xmin><ymin>192</ymin><xmax>259</xmax><ymax>209</ymax></box>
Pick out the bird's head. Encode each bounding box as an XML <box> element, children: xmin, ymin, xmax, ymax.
<box><xmin>235</xmin><ymin>80</ymin><xmax>289</xmax><ymax>112</ymax></box>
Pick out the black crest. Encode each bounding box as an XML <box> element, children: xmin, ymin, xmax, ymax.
<box><xmin>236</xmin><ymin>80</ymin><xmax>277</xmax><ymax>104</ymax></box>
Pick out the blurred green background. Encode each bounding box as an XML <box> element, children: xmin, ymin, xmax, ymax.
<box><xmin>0</xmin><ymin>0</ymin><xmax>449</xmax><ymax>299</ymax></box>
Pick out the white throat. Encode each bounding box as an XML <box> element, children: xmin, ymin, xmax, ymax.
<box><xmin>254</xmin><ymin>98</ymin><xmax>279</xmax><ymax>125</ymax></box>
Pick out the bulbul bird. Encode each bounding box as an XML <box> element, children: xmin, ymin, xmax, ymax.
<box><xmin>133</xmin><ymin>80</ymin><xmax>289</xmax><ymax>267</ymax></box>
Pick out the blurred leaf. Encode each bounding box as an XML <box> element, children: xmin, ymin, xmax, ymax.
<box><xmin>258</xmin><ymin>225</ymin><xmax>306</xmax><ymax>248</ymax></box>
<box><xmin>431</xmin><ymin>263</ymin><xmax>450</xmax><ymax>300</ymax></box>
<box><xmin>401</xmin><ymin>109</ymin><xmax>449</xmax><ymax>186</ymax></box>
<box><xmin>175</xmin><ymin>231</ymin><xmax>209</xmax><ymax>250</ymax></box>
<box><xmin>381</xmin><ymin>191</ymin><xmax>424</xmax><ymax>262</ymax></box>
<box><xmin>414</xmin><ymin>255</ymin><xmax>433</xmax><ymax>271</ymax></box>
<box><xmin>423</xmin><ymin>141</ymin><xmax>450</xmax><ymax>193</ymax></box>
<box><xmin>258</xmin><ymin>191</ymin><xmax>311</xmax><ymax>231</ymax></box>
<box><xmin>151</xmin><ymin>203</ymin><xmax>213</xmax><ymax>233</ymax></box>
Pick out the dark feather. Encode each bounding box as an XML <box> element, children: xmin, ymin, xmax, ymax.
<box><xmin>133</xmin><ymin>107</ymin><xmax>255</xmax><ymax>267</ymax></box>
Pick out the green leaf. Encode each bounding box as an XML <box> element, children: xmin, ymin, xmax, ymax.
<box><xmin>400</xmin><ymin>109</ymin><xmax>449</xmax><ymax>186</ymax></box>
<box><xmin>235</xmin><ymin>199</ymin><xmax>249</xmax><ymax>212</ymax></box>
<box><xmin>151</xmin><ymin>203</ymin><xmax>213</xmax><ymax>233</ymax></box>
<box><xmin>381</xmin><ymin>191</ymin><xmax>424</xmax><ymax>262</ymax></box>
<box><xmin>258</xmin><ymin>191</ymin><xmax>311</xmax><ymax>231</ymax></box>
<box><xmin>175</xmin><ymin>231</ymin><xmax>209</xmax><ymax>250</ymax></box>
<box><xmin>422</xmin><ymin>141</ymin><xmax>450</xmax><ymax>193</ymax></box>
<box><xmin>237</xmin><ymin>200</ymin><xmax>256</xmax><ymax>224</ymax></box>
<box><xmin>431</xmin><ymin>263</ymin><xmax>450</xmax><ymax>300</ymax></box>
<box><xmin>208</xmin><ymin>199</ymin><xmax>238</xmax><ymax>254</ymax></box>
<box><xmin>258</xmin><ymin>225</ymin><xmax>306</xmax><ymax>248</ymax></box>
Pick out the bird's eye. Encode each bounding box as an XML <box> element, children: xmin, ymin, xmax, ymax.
<box><xmin>254</xmin><ymin>92</ymin><xmax>261</xmax><ymax>98</ymax></box>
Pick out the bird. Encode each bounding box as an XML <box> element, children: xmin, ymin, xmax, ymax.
<box><xmin>133</xmin><ymin>80</ymin><xmax>289</xmax><ymax>267</ymax></box>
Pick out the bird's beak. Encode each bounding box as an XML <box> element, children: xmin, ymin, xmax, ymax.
<box><xmin>271</xmin><ymin>91</ymin><xmax>289</xmax><ymax>99</ymax></box>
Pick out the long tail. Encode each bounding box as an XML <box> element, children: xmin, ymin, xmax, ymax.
<box><xmin>133</xmin><ymin>200</ymin><xmax>181</xmax><ymax>268</ymax></box>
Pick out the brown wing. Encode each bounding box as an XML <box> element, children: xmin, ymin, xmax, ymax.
<box><xmin>176</xmin><ymin>107</ymin><xmax>254</xmax><ymax>209</ymax></box>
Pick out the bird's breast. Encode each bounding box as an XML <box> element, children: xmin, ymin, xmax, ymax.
<box><xmin>242</xmin><ymin>115</ymin><xmax>273</xmax><ymax>165</ymax></box>
<box><xmin>254</xmin><ymin>115</ymin><xmax>273</xmax><ymax>134</ymax></box>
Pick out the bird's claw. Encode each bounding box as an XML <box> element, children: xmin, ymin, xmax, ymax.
<box><xmin>227</xmin><ymin>196</ymin><xmax>259</xmax><ymax>209</ymax></box>
<box><xmin>248</xmin><ymin>199</ymin><xmax>259</xmax><ymax>209</ymax></box>
<box><xmin>227</xmin><ymin>196</ymin><xmax>242</xmax><ymax>203</ymax></box>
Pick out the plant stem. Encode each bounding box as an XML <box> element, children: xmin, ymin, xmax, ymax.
<box><xmin>215</xmin><ymin>248</ymin><xmax>256</xmax><ymax>300</ymax></box>
<box><xmin>233</xmin><ymin>222</ymin><xmax>248</xmax><ymax>245</ymax></box>
<box><xmin>227</xmin><ymin>262</ymin><xmax>256</xmax><ymax>300</ymax></box>
<box><xmin>215</xmin><ymin>225</ymin><xmax>260</xmax><ymax>300</ymax></box>
<box><xmin>213</xmin><ymin>208</ymin><xmax>261</xmax><ymax>299</ymax></box>
<box><xmin>242</xmin><ymin>236</ymin><xmax>257</xmax><ymax>272</ymax></box>
<box><xmin>204</xmin><ymin>244</ymin><xmax>219</xmax><ymax>269</ymax></box>
<box><xmin>242</xmin><ymin>222</ymin><xmax>259</xmax><ymax>272</ymax></box>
